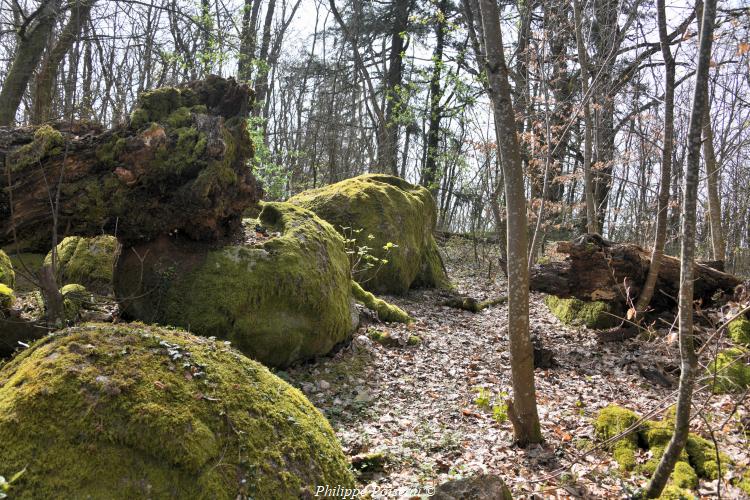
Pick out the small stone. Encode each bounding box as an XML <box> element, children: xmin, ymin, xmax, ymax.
<box><xmin>317</xmin><ymin>379</ymin><xmax>331</xmax><ymax>391</ymax></box>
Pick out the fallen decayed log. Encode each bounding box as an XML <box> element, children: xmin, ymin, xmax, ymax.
<box><xmin>1</xmin><ymin>75</ymin><xmax>260</xmax><ymax>252</ymax></box>
<box><xmin>530</xmin><ymin>234</ymin><xmax>741</xmax><ymax>310</ymax></box>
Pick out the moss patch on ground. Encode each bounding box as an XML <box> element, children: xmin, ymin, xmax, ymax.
<box><xmin>727</xmin><ymin>317</ymin><xmax>750</xmax><ymax>345</ymax></box>
<box><xmin>544</xmin><ymin>295</ymin><xmax>621</xmax><ymax>329</ymax></box>
<box><xmin>116</xmin><ymin>202</ymin><xmax>357</xmax><ymax>368</ymax></box>
<box><xmin>351</xmin><ymin>281</ymin><xmax>411</xmax><ymax>323</ymax></box>
<box><xmin>45</xmin><ymin>236</ymin><xmax>119</xmax><ymax>295</ymax></box>
<box><xmin>0</xmin><ymin>323</ymin><xmax>354</xmax><ymax>499</ymax></box>
<box><xmin>593</xmin><ymin>405</ymin><xmax>729</xmax><ymax>496</ymax></box>
<box><xmin>705</xmin><ymin>347</ymin><xmax>750</xmax><ymax>393</ymax></box>
<box><xmin>289</xmin><ymin>174</ymin><xmax>450</xmax><ymax>295</ymax></box>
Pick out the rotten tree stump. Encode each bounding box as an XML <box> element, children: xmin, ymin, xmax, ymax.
<box><xmin>1</xmin><ymin>75</ymin><xmax>260</xmax><ymax>252</ymax></box>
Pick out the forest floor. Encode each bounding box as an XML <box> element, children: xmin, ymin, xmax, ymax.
<box><xmin>286</xmin><ymin>238</ymin><xmax>750</xmax><ymax>499</ymax></box>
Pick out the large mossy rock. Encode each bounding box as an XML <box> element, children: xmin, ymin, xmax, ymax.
<box><xmin>544</xmin><ymin>295</ymin><xmax>621</xmax><ymax>329</ymax></box>
<box><xmin>115</xmin><ymin>202</ymin><xmax>357</xmax><ymax>368</ymax></box>
<box><xmin>0</xmin><ymin>323</ymin><xmax>355</xmax><ymax>499</ymax></box>
<box><xmin>288</xmin><ymin>174</ymin><xmax>450</xmax><ymax>295</ymax></box>
<box><xmin>44</xmin><ymin>235</ymin><xmax>120</xmax><ymax>294</ymax></box>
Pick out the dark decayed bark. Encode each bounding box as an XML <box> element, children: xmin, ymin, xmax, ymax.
<box><xmin>1</xmin><ymin>76</ymin><xmax>260</xmax><ymax>252</ymax></box>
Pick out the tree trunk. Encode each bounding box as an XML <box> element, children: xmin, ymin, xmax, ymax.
<box><xmin>251</xmin><ymin>0</ymin><xmax>276</xmax><ymax>117</ymax></box>
<box><xmin>646</xmin><ymin>0</ymin><xmax>716</xmax><ymax>494</ymax></box>
<box><xmin>0</xmin><ymin>0</ymin><xmax>62</xmax><ymax>126</ymax></box>
<box><xmin>421</xmin><ymin>0</ymin><xmax>447</xmax><ymax>193</ymax></box>
<box><xmin>32</xmin><ymin>0</ymin><xmax>97</xmax><ymax>124</ymax></box>
<box><xmin>238</xmin><ymin>0</ymin><xmax>263</xmax><ymax>81</ymax></box>
<box><xmin>634</xmin><ymin>0</ymin><xmax>675</xmax><ymax>317</ymax></box>
<box><xmin>478</xmin><ymin>0</ymin><xmax>542</xmax><ymax>447</ymax></box>
<box><xmin>703</xmin><ymin>107</ymin><xmax>725</xmax><ymax>262</ymax></box>
<box><xmin>377</xmin><ymin>0</ymin><xmax>411</xmax><ymax>176</ymax></box>
<box><xmin>530</xmin><ymin>235</ymin><xmax>740</xmax><ymax>311</ymax></box>
<box><xmin>1</xmin><ymin>76</ymin><xmax>259</xmax><ymax>251</ymax></box>
<box><xmin>572</xmin><ymin>0</ymin><xmax>597</xmax><ymax>234</ymax></box>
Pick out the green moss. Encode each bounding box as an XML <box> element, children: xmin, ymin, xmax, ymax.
<box><xmin>116</xmin><ymin>203</ymin><xmax>357</xmax><ymax>368</ymax></box>
<box><xmin>685</xmin><ymin>433</ymin><xmax>727</xmax><ymax>480</ymax></box>
<box><xmin>0</xmin><ymin>283</ymin><xmax>14</xmax><ymax>311</ymax></box>
<box><xmin>289</xmin><ymin>174</ymin><xmax>450</xmax><ymax>295</ymax></box>
<box><xmin>706</xmin><ymin>347</ymin><xmax>750</xmax><ymax>393</ymax></box>
<box><xmin>351</xmin><ymin>281</ymin><xmax>411</xmax><ymax>323</ymax></box>
<box><xmin>8</xmin><ymin>125</ymin><xmax>64</xmax><ymax>173</ymax></box>
<box><xmin>737</xmin><ymin>470</ymin><xmax>750</xmax><ymax>496</ymax></box>
<box><xmin>594</xmin><ymin>405</ymin><xmax>642</xmax><ymax>471</ymax></box>
<box><xmin>45</xmin><ymin>236</ymin><xmax>119</xmax><ymax>294</ymax></box>
<box><xmin>658</xmin><ymin>484</ymin><xmax>696</xmax><ymax>500</ymax></box>
<box><xmin>728</xmin><ymin>317</ymin><xmax>750</xmax><ymax>345</ymax></box>
<box><xmin>544</xmin><ymin>295</ymin><xmax>621</xmax><ymax>329</ymax></box>
<box><xmin>595</xmin><ymin>405</ymin><xmax>731</xmax><ymax>493</ymax></box>
<box><xmin>671</xmin><ymin>461</ymin><xmax>699</xmax><ymax>489</ymax></box>
<box><xmin>0</xmin><ymin>323</ymin><xmax>355</xmax><ymax>499</ymax></box>
<box><xmin>128</xmin><ymin>108</ymin><xmax>149</xmax><ymax>129</ymax></box>
<box><xmin>60</xmin><ymin>284</ymin><xmax>91</xmax><ymax>321</ymax></box>
<box><xmin>0</xmin><ymin>250</ymin><xmax>14</xmax><ymax>289</ymax></box>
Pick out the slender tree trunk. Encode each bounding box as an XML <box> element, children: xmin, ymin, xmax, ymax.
<box><xmin>251</xmin><ymin>0</ymin><xmax>276</xmax><ymax>117</ymax></box>
<box><xmin>0</xmin><ymin>0</ymin><xmax>62</xmax><ymax>126</ymax></box>
<box><xmin>634</xmin><ymin>0</ymin><xmax>675</xmax><ymax>316</ymax></box>
<box><xmin>477</xmin><ymin>0</ymin><xmax>542</xmax><ymax>446</ymax></box>
<box><xmin>238</xmin><ymin>0</ymin><xmax>263</xmax><ymax>81</ymax></box>
<box><xmin>32</xmin><ymin>0</ymin><xmax>97</xmax><ymax>124</ymax></box>
<box><xmin>703</xmin><ymin>108</ymin><xmax>725</xmax><ymax>261</ymax></box>
<box><xmin>421</xmin><ymin>0</ymin><xmax>447</xmax><ymax>192</ymax></box>
<box><xmin>645</xmin><ymin>0</ymin><xmax>716</xmax><ymax>495</ymax></box>
<box><xmin>572</xmin><ymin>0</ymin><xmax>597</xmax><ymax>234</ymax></box>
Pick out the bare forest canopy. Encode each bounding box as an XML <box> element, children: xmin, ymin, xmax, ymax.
<box><xmin>0</xmin><ymin>0</ymin><xmax>749</xmax><ymax>273</ymax></box>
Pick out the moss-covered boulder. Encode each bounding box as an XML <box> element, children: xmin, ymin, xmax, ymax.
<box><xmin>0</xmin><ymin>323</ymin><xmax>355</xmax><ymax>499</ymax></box>
<box><xmin>44</xmin><ymin>236</ymin><xmax>120</xmax><ymax>294</ymax></box>
<box><xmin>728</xmin><ymin>317</ymin><xmax>750</xmax><ymax>345</ymax></box>
<box><xmin>115</xmin><ymin>202</ymin><xmax>357</xmax><ymax>368</ymax></box>
<box><xmin>288</xmin><ymin>174</ymin><xmax>450</xmax><ymax>295</ymax></box>
<box><xmin>706</xmin><ymin>347</ymin><xmax>750</xmax><ymax>393</ymax></box>
<box><xmin>0</xmin><ymin>250</ymin><xmax>14</xmax><ymax>289</ymax></box>
<box><xmin>544</xmin><ymin>295</ymin><xmax>621</xmax><ymax>329</ymax></box>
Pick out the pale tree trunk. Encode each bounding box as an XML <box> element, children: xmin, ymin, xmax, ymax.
<box><xmin>572</xmin><ymin>0</ymin><xmax>597</xmax><ymax>234</ymax></box>
<box><xmin>703</xmin><ymin>106</ymin><xmax>725</xmax><ymax>261</ymax></box>
<box><xmin>693</xmin><ymin>0</ymin><xmax>724</xmax><ymax>262</ymax></box>
<box><xmin>645</xmin><ymin>0</ymin><xmax>716</xmax><ymax>495</ymax></box>
<box><xmin>634</xmin><ymin>0</ymin><xmax>674</xmax><ymax>316</ymax></box>
<box><xmin>0</xmin><ymin>0</ymin><xmax>62</xmax><ymax>126</ymax></box>
<box><xmin>32</xmin><ymin>0</ymin><xmax>97</xmax><ymax>124</ymax></box>
<box><xmin>477</xmin><ymin>0</ymin><xmax>542</xmax><ymax>446</ymax></box>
